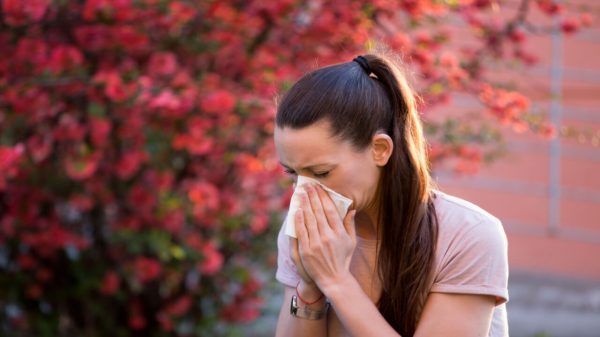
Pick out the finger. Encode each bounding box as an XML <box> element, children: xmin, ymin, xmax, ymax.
<box><xmin>290</xmin><ymin>233</ymin><xmax>313</xmax><ymax>284</ymax></box>
<box><xmin>298</xmin><ymin>189</ymin><xmax>320</xmax><ymax>244</ymax></box>
<box><xmin>295</xmin><ymin>208</ymin><xmax>314</xmax><ymax>261</ymax></box>
<box><xmin>343</xmin><ymin>210</ymin><xmax>357</xmax><ymax>240</ymax></box>
<box><xmin>290</xmin><ymin>236</ymin><xmax>301</xmax><ymax>267</ymax></box>
<box><xmin>314</xmin><ymin>184</ymin><xmax>344</xmax><ymax>233</ymax></box>
<box><xmin>295</xmin><ymin>207</ymin><xmax>308</xmax><ymax>242</ymax></box>
<box><xmin>290</xmin><ymin>236</ymin><xmax>309</xmax><ymax>283</ymax></box>
<box><xmin>305</xmin><ymin>184</ymin><xmax>332</xmax><ymax>236</ymax></box>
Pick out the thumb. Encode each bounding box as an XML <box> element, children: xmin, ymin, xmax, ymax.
<box><xmin>343</xmin><ymin>209</ymin><xmax>357</xmax><ymax>239</ymax></box>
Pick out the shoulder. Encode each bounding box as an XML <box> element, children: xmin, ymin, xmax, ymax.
<box><xmin>432</xmin><ymin>189</ymin><xmax>506</xmax><ymax>245</ymax></box>
<box><xmin>430</xmin><ymin>189</ymin><xmax>509</xmax><ymax>304</ymax></box>
<box><xmin>432</xmin><ymin>189</ymin><xmax>501</xmax><ymax>225</ymax></box>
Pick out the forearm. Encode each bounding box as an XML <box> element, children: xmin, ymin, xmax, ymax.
<box><xmin>275</xmin><ymin>284</ymin><xmax>328</xmax><ymax>337</ymax></box>
<box><xmin>324</xmin><ymin>277</ymin><xmax>400</xmax><ymax>337</ymax></box>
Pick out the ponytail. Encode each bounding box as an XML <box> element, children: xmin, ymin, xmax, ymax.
<box><xmin>364</xmin><ymin>53</ymin><xmax>439</xmax><ymax>336</ymax></box>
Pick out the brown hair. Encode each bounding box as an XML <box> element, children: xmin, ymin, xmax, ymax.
<box><xmin>275</xmin><ymin>50</ymin><xmax>438</xmax><ymax>336</ymax></box>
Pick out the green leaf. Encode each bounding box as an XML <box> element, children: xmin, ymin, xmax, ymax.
<box><xmin>87</xmin><ymin>102</ymin><xmax>106</xmax><ymax>117</ymax></box>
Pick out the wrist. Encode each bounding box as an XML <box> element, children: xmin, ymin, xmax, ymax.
<box><xmin>320</xmin><ymin>275</ymin><xmax>359</xmax><ymax>304</ymax></box>
<box><xmin>297</xmin><ymin>280</ymin><xmax>325</xmax><ymax>307</ymax></box>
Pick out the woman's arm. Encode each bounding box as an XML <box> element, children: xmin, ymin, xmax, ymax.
<box><xmin>323</xmin><ymin>276</ymin><xmax>495</xmax><ymax>337</ymax></box>
<box><xmin>275</xmin><ymin>282</ymin><xmax>328</xmax><ymax>337</ymax></box>
<box><xmin>414</xmin><ymin>292</ymin><xmax>495</xmax><ymax>337</ymax></box>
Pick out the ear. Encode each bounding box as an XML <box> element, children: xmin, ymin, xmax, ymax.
<box><xmin>371</xmin><ymin>132</ymin><xmax>394</xmax><ymax>166</ymax></box>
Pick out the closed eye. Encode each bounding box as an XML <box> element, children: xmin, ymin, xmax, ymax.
<box><xmin>313</xmin><ymin>171</ymin><xmax>329</xmax><ymax>178</ymax></box>
<box><xmin>284</xmin><ymin>169</ymin><xmax>297</xmax><ymax>176</ymax></box>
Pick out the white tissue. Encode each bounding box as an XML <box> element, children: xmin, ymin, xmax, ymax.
<box><xmin>284</xmin><ymin>175</ymin><xmax>353</xmax><ymax>238</ymax></box>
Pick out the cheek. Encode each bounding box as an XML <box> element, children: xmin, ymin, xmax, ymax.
<box><xmin>330</xmin><ymin>162</ymin><xmax>378</xmax><ymax>206</ymax></box>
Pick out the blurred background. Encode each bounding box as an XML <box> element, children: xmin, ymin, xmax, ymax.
<box><xmin>0</xmin><ymin>1</ymin><xmax>598</xmax><ymax>337</ymax></box>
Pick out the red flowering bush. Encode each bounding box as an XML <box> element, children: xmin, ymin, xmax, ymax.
<box><xmin>0</xmin><ymin>0</ymin><xmax>590</xmax><ymax>336</ymax></box>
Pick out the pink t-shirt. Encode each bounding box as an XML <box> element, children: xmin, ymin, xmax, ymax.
<box><xmin>276</xmin><ymin>189</ymin><xmax>509</xmax><ymax>337</ymax></box>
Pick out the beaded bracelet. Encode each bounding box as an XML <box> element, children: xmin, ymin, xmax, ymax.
<box><xmin>295</xmin><ymin>281</ymin><xmax>324</xmax><ymax>305</ymax></box>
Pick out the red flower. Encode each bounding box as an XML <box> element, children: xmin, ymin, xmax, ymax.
<box><xmin>187</xmin><ymin>181</ymin><xmax>219</xmax><ymax>209</ymax></box>
<box><xmin>14</xmin><ymin>38</ymin><xmax>48</xmax><ymax>74</ymax></box>
<box><xmin>17</xmin><ymin>254</ymin><xmax>37</xmax><ymax>270</ymax></box>
<box><xmin>93</xmin><ymin>71</ymin><xmax>137</xmax><ymax>103</ymax></box>
<box><xmin>83</xmin><ymin>0</ymin><xmax>135</xmax><ymax>22</ymax></box>
<box><xmin>165</xmin><ymin>1</ymin><xmax>197</xmax><ymax>32</ymax></box>
<box><xmin>89</xmin><ymin>117</ymin><xmax>112</xmax><ymax>148</ymax></box>
<box><xmin>166</xmin><ymin>295</ymin><xmax>193</xmax><ymax>317</ymax></box>
<box><xmin>561</xmin><ymin>18</ymin><xmax>580</xmax><ymax>34</ymax></box>
<box><xmin>46</xmin><ymin>46</ymin><xmax>83</xmax><ymax>75</ymax></box>
<box><xmin>536</xmin><ymin>0</ymin><xmax>563</xmax><ymax>16</ymax></box>
<box><xmin>156</xmin><ymin>294</ymin><xmax>193</xmax><ymax>331</ymax></box>
<box><xmin>241</xmin><ymin>277</ymin><xmax>262</xmax><ymax>296</ymax></box>
<box><xmin>250</xmin><ymin>213</ymin><xmax>268</xmax><ymax>234</ymax></box>
<box><xmin>100</xmin><ymin>271</ymin><xmax>120</xmax><ymax>295</ymax></box>
<box><xmin>112</xmin><ymin>25</ymin><xmax>149</xmax><ymax>53</ymax></box>
<box><xmin>26</xmin><ymin>135</ymin><xmax>53</xmax><ymax>163</ymax></box>
<box><xmin>69</xmin><ymin>194</ymin><xmax>95</xmax><ymax>211</ymax></box>
<box><xmin>148</xmin><ymin>52</ymin><xmax>178</xmax><ymax>77</ymax></box>
<box><xmin>479</xmin><ymin>84</ymin><xmax>530</xmax><ymax>124</ymax></box>
<box><xmin>198</xmin><ymin>241</ymin><xmax>223</xmax><ymax>275</ymax></box>
<box><xmin>128</xmin><ymin>184</ymin><xmax>156</xmax><ymax>214</ymax></box>
<box><xmin>221</xmin><ymin>297</ymin><xmax>262</xmax><ymax>323</ymax></box>
<box><xmin>454</xmin><ymin>145</ymin><xmax>483</xmax><ymax>174</ymax></box>
<box><xmin>172</xmin><ymin>117</ymin><xmax>215</xmax><ymax>155</ymax></box>
<box><xmin>128</xmin><ymin>302</ymin><xmax>147</xmax><ymax>330</ymax></box>
<box><xmin>580</xmin><ymin>13</ymin><xmax>594</xmax><ymax>28</ymax></box>
<box><xmin>509</xmin><ymin>27</ymin><xmax>527</xmax><ymax>43</ymax></box>
<box><xmin>539</xmin><ymin>123</ymin><xmax>557</xmax><ymax>140</ymax></box>
<box><xmin>160</xmin><ymin>209</ymin><xmax>184</xmax><ymax>234</ymax></box>
<box><xmin>149</xmin><ymin>90</ymin><xmax>183</xmax><ymax>114</ymax></box>
<box><xmin>21</xmin><ymin>224</ymin><xmax>90</xmax><ymax>258</ymax></box>
<box><xmin>54</xmin><ymin>114</ymin><xmax>87</xmax><ymax>142</ymax></box>
<box><xmin>0</xmin><ymin>144</ymin><xmax>24</xmax><ymax>190</ymax></box>
<box><xmin>133</xmin><ymin>257</ymin><xmax>162</xmax><ymax>283</ymax></box>
<box><xmin>2</xmin><ymin>0</ymin><xmax>51</xmax><ymax>26</ymax></box>
<box><xmin>65</xmin><ymin>151</ymin><xmax>100</xmax><ymax>181</ymax></box>
<box><xmin>200</xmin><ymin>90</ymin><xmax>236</xmax><ymax>115</ymax></box>
<box><xmin>74</xmin><ymin>25</ymin><xmax>113</xmax><ymax>51</ymax></box>
<box><xmin>26</xmin><ymin>284</ymin><xmax>43</xmax><ymax>300</ymax></box>
<box><xmin>116</xmin><ymin>150</ymin><xmax>147</xmax><ymax>180</ymax></box>
<box><xmin>107</xmin><ymin>76</ymin><xmax>129</xmax><ymax>103</ymax></box>
<box><xmin>128</xmin><ymin>315</ymin><xmax>146</xmax><ymax>330</ymax></box>
<box><xmin>156</xmin><ymin>312</ymin><xmax>174</xmax><ymax>332</ymax></box>
<box><xmin>112</xmin><ymin>215</ymin><xmax>142</xmax><ymax>231</ymax></box>
<box><xmin>514</xmin><ymin>49</ymin><xmax>539</xmax><ymax>66</ymax></box>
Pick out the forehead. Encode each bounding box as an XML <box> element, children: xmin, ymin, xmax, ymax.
<box><xmin>274</xmin><ymin>120</ymin><xmax>347</xmax><ymax>166</ymax></box>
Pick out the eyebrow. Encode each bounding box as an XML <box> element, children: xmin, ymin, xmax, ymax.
<box><xmin>279</xmin><ymin>162</ymin><xmax>336</xmax><ymax>171</ymax></box>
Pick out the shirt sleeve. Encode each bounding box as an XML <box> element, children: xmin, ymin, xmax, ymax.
<box><xmin>430</xmin><ymin>216</ymin><xmax>509</xmax><ymax>306</ymax></box>
<box><xmin>275</xmin><ymin>219</ymin><xmax>301</xmax><ymax>288</ymax></box>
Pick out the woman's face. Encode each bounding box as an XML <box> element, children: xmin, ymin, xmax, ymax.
<box><xmin>274</xmin><ymin>119</ymin><xmax>384</xmax><ymax>212</ymax></box>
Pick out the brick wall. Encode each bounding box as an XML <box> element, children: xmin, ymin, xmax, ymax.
<box><xmin>430</xmin><ymin>0</ymin><xmax>600</xmax><ymax>280</ymax></box>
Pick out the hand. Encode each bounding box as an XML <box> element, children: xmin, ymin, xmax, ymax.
<box><xmin>290</xmin><ymin>236</ymin><xmax>316</xmax><ymax>286</ymax></box>
<box><xmin>295</xmin><ymin>183</ymin><xmax>357</xmax><ymax>294</ymax></box>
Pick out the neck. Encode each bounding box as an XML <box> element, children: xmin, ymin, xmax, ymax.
<box><xmin>355</xmin><ymin>207</ymin><xmax>379</xmax><ymax>240</ymax></box>
<box><xmin>355</xmin><ymin>177</ymin><xmax>383</xmax><ymax>240</ymax></box>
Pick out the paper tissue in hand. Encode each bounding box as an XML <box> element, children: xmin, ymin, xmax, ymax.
<box><xmin>284</xmin><ymin>175</ymin><xmax>353</xmax><ymax>238</ymax></box>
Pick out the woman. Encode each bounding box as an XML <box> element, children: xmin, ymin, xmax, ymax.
<box><xmin>273</xmin><ymin>52</ymin><xmax>509</xmax><ymax>337</ymax></box>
